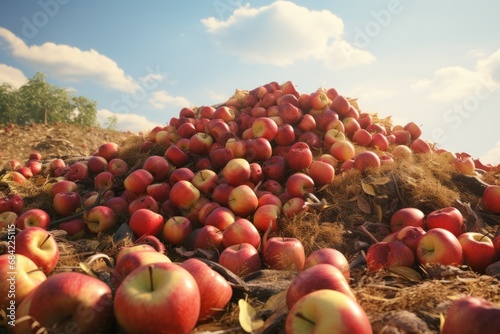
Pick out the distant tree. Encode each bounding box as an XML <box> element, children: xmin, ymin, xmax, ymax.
<box><xmin>0</xmin><ymin>72</ymin><xmax>98</xmax><ymax>126</ymax></box>
<box><xmin>103</xmin><ymin>115</ymin><xmax>118</xmax><ymax>130</ymax></box>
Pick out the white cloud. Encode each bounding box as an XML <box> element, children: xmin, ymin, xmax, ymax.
<box><xmin>0</xmin><ymin>27</ymin><xmax>139</xmax><ymax>92</ymax></box>
<box><xmin>97</xmin><ymin>109</ymin><xmax>162</xmax><ymax>133</ymax></box>
<box><xmin>201</xmin><ymin>1</ymin><xmax>374</xmax><ymax>69</ymax></box>
<box><xmin>480</xmin><ymin>140</ymin><xmax>500</xmax><ymax>165</ymax></box>
<box><xmin>477</xmin><ymin>49</ymin><xmax>500</xmax><ymax>84</ymax></box>
<box><xmin>148</xmin><ymin>90</ymin><xmax>192</xmax><ymax>109</ymax></box>
<box><xmin>0</xmin><ymin>64</ymin><xmax>28</xmax><ymax>88</ymax></box>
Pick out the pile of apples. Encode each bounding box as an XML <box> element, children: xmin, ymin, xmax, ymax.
<box><xmin>2</xmin><ymin>80</ymin><xmax>500</xmax><ymax>333</ymax></box>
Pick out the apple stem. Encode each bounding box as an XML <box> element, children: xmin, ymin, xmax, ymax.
<box><xmin>40</xmin><ymin>233</ymin><xmax>52</xmax><ymax>247</ymax></box>
<box><xmin>357</xmin><ymin>224</ymin><xmax>379</xmax><ymax>244</ymax></box>
<box><xmin>262</xmin><ymin>220</ymin><xmax>272</xmax><ymax>252</ymax></box>
<box><xmin>148</xmin><ymin>265</ymin><xmax>154</xmax><ymax>292</ymax></box>
<box><xmin>253</xmin><ymin>180</ymin><xmax>262</xmax><ymax>192</ymax></box>
<box><xmin>294</xmin><ymin>312</ymin><xmax>316</xmax><ymax>326</ymax></box>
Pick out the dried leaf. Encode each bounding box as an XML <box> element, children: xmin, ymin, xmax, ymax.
<box><xmin>261</xmin><ymin>290</ymin><xmax>287</xmax><ymax>313</ymax></box>
<box><xmin>374</xmin><ymin>204</ymin><xmax>383</xmax><ymax>223</ymax></box>
<box><xmin>371</xmin><ymin>176</ymin><xmax>391</xmax><ymax>185</ymax></box>
<box><xmin>361</xmin><ymin>181</ymin><xmax>376</xmax><ymax>196</ymax></box>
<box><xmin>388</xmin><ymin>266</ymin><xmax>422</xmax><ymax>282</ymax></box>
<box><xmin>357</xmin><ymin>195</ymin><xmax>371</xmax><ymax>214</ymax></box>
<box><xmin>239</xmin><ymin>299</ymin><xmax>264</xmax><ymax>333</ymax></box>
<box><xmin>79</xmin><ymin>262</ymin><xmax>97</xmax><ymax>277</ymax></box>
<box><xmin>439</xmin><ymin>313</ymin><xmax>446</xmax><ymax>333</ymax></box>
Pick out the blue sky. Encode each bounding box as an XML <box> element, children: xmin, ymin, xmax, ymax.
<box><xmin>1</xmin><ymin>0</ymin><xmax>500</xmax><ymax>164</ymax></box>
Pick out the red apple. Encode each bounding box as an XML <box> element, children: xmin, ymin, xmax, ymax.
<box><xmin>124</xmin><ymin>169</ymin><xmax>154</xmax><ymax>195</ymax></box>
<box><xmin>165</xmin><ymin>145</ymin><xmax>189</xmax><ymax>167</ymax></box>
<box><xmin>442</xmin><ymin>296</ymin><xmax>500</xmax><ymax>334</ymax></box>
<box><xmin>84</xmin><ymin>205</ymin><xmax>117</xmax><ymax>233</ymax></box>
<box><xmin>263</xmin><ymin>236</ymin><xmax>305</xmax><ymax>271</ymax></box>
<box><xmin>193</xmin><ymin>225</ymin><xmax>224</xmax><ymax>251</ymax></box>
<box><xmin>15</xmin><ymin>227</ymin><xmax>59</xmax><ymax>274</ymax></box>
<box><xmin>366</xmin><ymin>241</ymin><xmax>415</xmax><ymax>271</ymax></box>
<box><xmin>252</xmin><ymin>204</ymin><xmax>281</xmax><ymax>232</ymax></box>
<box><xmin>16</xmin><ymin>209</ymin><xmax>50</xmax><ymax>230</ymax></box>
<box><xmin>218</xmin><ymin>243</ymin><xmax>262</xmax><ymax>277</ymax></box>
<box><xmin>389</xmin><ymin>207</ymin><xmax>425</xmax><ymax>232</ymax></box>
<box><xmin>458</xmin><ymin>232</ymin><xmax>496</xmax><ymax>273</ymax></box>
<box><xmin>108</xmin><ymin>158</ymin><xmax>129</xmax><ymax>175</ymax></box>
<box><xmin>58</xmin><ymin>218</ymin><xmax>86</xmax><ymax>240</ymax></box>
<box><xmin>113</xmin><ymin>250</ymin><xmax>171</xmax><ymax>285</ymax></box>
<box><xmin>353</xmin><ymin>151</ymin><xmax>380</xmax><ymax>172</ymax></box>
<box><xmin>129</xmin><ymin>208</ymin><xmax>164</xmax><ymax>238</ymax></box>
<box><xmin>221</xmin><ymin>158</ymin><xmax>251</xmax><ymax>186</ymax></box>
<box><xmin>308</xmin><ymin>160</ymin><xmax>335</xmax><ymax>186</ymax></box>
<box><xmin>97</xmin><ymin>142</ymin><xmax>119</xmax><ymax>161</ymax></box>
<box><xmin>53</xmin><ymin>191</ymin><xmax>81</xmax><ymax>217</ymax></box>
<box><xmin>483</xmin><ymin>185</ymin><xmax>500</xmax><ymax>214</ymax></box>
<box><xmin>426</xmin><ymin>206</ymin><xmax>464</xmax><ymax>237</ymax></box>
<box><xmin>87</xmin><ymin>155</ymin><xmax>108</xmax><ymax>175</ymax></box>
<box><xmin>304</xmin><ymin>248</ymin><xmax>350</xmax><ymax>279</ymax></box>
<box><xmin>169</xmin><ymin>180</ymin><xmax>201</xmax><ymax>210</ymax></box>
<box><xmin>416</xmin><ymin>228</ymin><xmax>463</xmax><ymax>266</ymax></box>
<box><xmin>395</xmin><ymin>226</ymin><xmax>426</xmax><ymax>253</ymax></box>
<box><xmin>329</xmin><ymin>140</ymin><xmax>355</xmax><ymax>162</ymax></box>
<box><xmin>227</xmin><ymin>184</ymin><xmax>259</xmax><ymax>217</ymax></box>
<box><xmin>204</xmin><ymin>206</ymin><xmax>236</xmax><ymax>231</ymax></box>
<box><xmin>286</xmin><ymin>173</ymin><xmax>315</xmax><ymax>198</ymax></box>
<box><xmin>286</xmin><ymin>142</ymin><xmax>313</xmax><ymax>171</ymax></box>
<box><xmin>162</xmin><ymin>216</ymin><xmax>193</xmax><ymax>246</ymax></box>
<box><xmin>222</xmin><ymin>218</ymin><xmax>261</xmax><ymax>249</ymax></box>
<box><xmin>143</xmin><ymin>155</ymin><xmax>171</xmax><ymax>182</ymax></box>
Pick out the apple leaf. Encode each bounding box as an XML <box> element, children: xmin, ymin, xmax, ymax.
<box><xmin>371</xmin><ymin>176</ymin><xmax>391</xmax><ymax>185</ymax></box>
<box><xmin>387</xmin><ymin>266</ymin><xmax>422</xmax><ymax>282</ymax></box>
<box><xmin>361</xmin><ymin>181</ymin><xmax>376</xmax><ymax>196</ymax></box>
<box><xmin>357</xmin><ymin>195</ymin><xmax>371</xmax><ymax>214</ymax></box>
<box><xmin>261</xmin><ymin>290</ymin><xmax>287</xmax><ymax>313</ymax></box>
<box><xmin>238</xmin><ymin>299</ymin><xmax>264</xmax><ymax>333</ymax></box>
<box><xmin>374</xmin><ymin>204</ymin><xmax>383</xmax><ymax>222</ymax></box>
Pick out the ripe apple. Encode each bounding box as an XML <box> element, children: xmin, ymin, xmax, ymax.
<box><xmin>404</xmin><ymin>121</ymin><xmax>422</xmax><ymax>140</ymax></box>
<box><xmin>112</xmin><ymin>251</ymin><xmax>171</xmax><ymax>285</ymax></box>
<box><xmin>323</xmin><ymin>128</ymin><xmax>346</xmax><ymax>148</ymax></box>
<box><xmin>221</xmin><ymin>158</ymin><xmax>251</xmax><ymax>186</ymax></box>
<box><xmin>114</xmin><ymin>262</ymin><xmax>200</xmax><ymax>334</ymax></box>
<box><xmin>227</xmin><ymin>184</ymin><xmax>259</xmax><ymax>217</ymax></box>
<box><xmin>193</xmin><ymin>225</ymin><xmax>224</xmax><ymax>251</ymax></box>
<box><xmin>168</xmin><ymin>167</ymin><xmax>195</xmax><ymax>185</ymax></box>
<box><xmin>165</xmin><ymin>145</ymin><xmax>189</xmax><ymax>167</ymax></box>
<box><xmin>262</xmin><ymin>155</ymin><xmax>287</xmax><ymax>182</ymax></box>
<box><xmin>410</xmin><ymin>138</ymin><xmax>432</xmax><ymax>154</ymax></box>
<box><xmin>219</xmin><ymin>243</ymin><xmax>262</xmax><ymax>277</ymax></box>
<box><xmin>371</xmin><ymin>132</ymin><xmax>389</xmax><ymax>151</ymax></box>
<box><xmin>204</xmin><ymin>206</ymin><xmax>235</xmax><ymax>231</ymax></box>
<box><xmin>94</xmin><ymin>171</ymin><xmax>115</xmax><ymax>191</ymax></box>
<box><xmin>426</xmin><ymin>206</ymin><xmax>464</xmax><ymax>237</ymax></box>
<box><xmin>310</xmin><ymin>91</ymin><xmax>331</xmax><ymax>110</ymax></box>
<box><xmin>0</xmin><ymin>211</ymin><xmax>17</xmax><ymax>229</ymax></box>
<box><xmin>64</xmin><ymin>162</ymin><xmax>89</xmax><ymax>181</ymax></box>
<box><xmin>416</xmin><ymin>228</ymin><xmax>463</xmax><ymax>266</ymax></box>
<box><xmin>222</xmin><ymin>218</ymin><xmax>261</xmax><ymax>249</ymax></box>
<box><xmin>263</xmin><ymin>236</ymin><xmax>305</xmax><ymax>271</ymax></box>
<box><xmin>169</xmin><ymin>180</ymin><xmax>201</xmax><ymax>210</ymax></box>
<box><xmin>252</xmin><ymin>204</ymin><xmax>281</xmax><ymax>232</ymax></box>
<box><xmin>453</xmin><ymin>156</ymin><xmax>475</xmax><ymax>175</ymax></box>
<box><xmin>124</xmin><ymin>169</ymin><xmax>154</xmax><ymax>195</ymax></box>
<box><xmin>15</xmin><ymin>209</ymin><xmax>50</xmax><ymax>230</ymax></box>
<box><xmin>58</xmin><ymin>218</ymin><xmax>86</xmax><ymax>240</ymax></box>
<box><xmin>282</xmin><ymin>197</ymin><xmax>307</xmax><ymax>217</ymax></box>
<box><xmin>391</xmin><ymin>144</ymin><xmax>413</xmax><ymax>160</ymax></box>
<box><xmin>28</xmin><ymin>272</ymin><xmax>114</xmax><ymax>333</ymax></box>
<box><xmin>366</xmin><ymin>241</ymin><xmax>415</xmax><ymax>271</ymax></box>
<box><xmin>0</xmin><ymin>194</ymin><xmax>24</xmax><ymax>214</ymax></box>
<box><xmin>84</xmin><ymin>205</ymin><xmax>117</xmax><ymax>233</ymax></box>
<box><xmin>483</xmin><ymin>185</ymin><xmax>500</xmax><ymax>214</ymax></box>
<box><xmin>395</xmin><ymin>226</ymin><xmax>426</xmax><ymax>253</ymax></box>
<box><xmin>162</xmin><ymin>216</ymin><xmax>193</xmax><ymax>246</ymax></box>
<box><xmin>308</xmin><ymin>160</ymin><xmax>335</xmax><ymax>186</ymax></box>
<box><xmin>97</xmin><ymin>142</ymin><xmax>119</xmax><ymax>161</ymax></box>
<box><xmin>442</xmin><ymin>296</ymin><xmax>500</xmax><ymax>334</ymax></box>
<box><xmin>115</xmin><ymin>244</ymin><xmax>157</xmax><ymax>264</ymax></box>
<box><xmin>143</xmin><ymin>155</ymin><xmax>171</xmax><ymax>182</ymax></box>
<box><xmin>389</xmin><ymin>207</ymin><xmax>425</xmax><ymax>232</ymax></box>
<box><xmin>15</xmin><ymin>227</ymin><xmax>59</xmax><ymax>274</ymax></box>
<box><xmin>286</xmin><ymin>173</ymin><xmax>315</xmax><ymax>198</ymax></box>
<box><xmin>329</xmin><ymin>140</ymin><xmax>355</xmax><ymax>162</ymax></box>
<box><xmin>274</xmin><ymin>123</ymin><xmax>296</xmax><ymax>146</ymax></box>
<box><xmin>286</xmin><ymin>264</ymin><xmax>356</xmax><ymax>311</ymax></box>
<box><xmin>258</xmin><ymin>193</ymin><xmax>283</xmax><ymax>210</ymax></box>
<box><xmin>353</xmin><ymin>151</ymin><xmax>381</xmax><ymax>172</ymax></box>
<box><xmin>287</xmin><ymin>142</ymin><xmax>313</xmax><ymax>171</ymax></box>
<box><xmin>129</xmin><ymin>208</ymin><xmax>164</xmax><ymax>238</ymax></box>
<box><xmin>285</xmin><ymin>289</ymin><xmax>372</xmax><ymax>334</ymax></box>
<box><xmin>108</xmin><ymin>158</ymin><xmax>129</xmax><ymax>175</ymax></box>
<box><xmin>189</xmin><ymin>132</ymin><xmax>214</xmax><ymax>156</ymax></box>
<box><xmin>53</xmin><ymin>191</ymin><xmax>81</xmax><ymax>217</ymax></box>
<box><xmin>252</xmin><ymin>116</ymin><xmax>278</xmax><ymax>140</ymax></box>
<box><xmin>352</xmin><ymin>129</ymin><xmax>372</xmax><ymax>147</ymax></box>
<box><xmin>87</xmin><ymin>155</ymin><xmax>108</xmax><ymax>175</ymax></box>
<box><xmin>128</xmin><ymin>195</ymin><xmax>159</xmax><ymax>215</ymax></box>
<box><xmin>246</xmin><ymin>137</ymin><xmax>273</xmax><ymax>162</ymax></box>
<box><xmin>458</xmin><ymin>232</ymin><xmax>496</xmax><ymax>273</ymax></box>
<box><xmin>180</xmin><ymin>258</ymin><xmax>233</xmax><ymax>321</ymax></box>
<box><xmin>304</xmin><ymin>248</ymin><xmax>350</xmax><ymax>279</ymax></box>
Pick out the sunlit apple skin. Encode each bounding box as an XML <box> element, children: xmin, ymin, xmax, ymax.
<box><xmin>0</xmin><ymin>254</ymin><xmax>46</xmax><ymax>311</ymax></box>
<box><xmin>308</xmin><ymin>160</ymin><xmax>335</xmax><ymax>187</ymax></box>
<box><xmin>425</xmin><ymin>207</ymin><xmax>464</xmax><ymax>238</ymax></box>
<box><xmin>227</xmin><ymin>184</ymin><xmax>259</xmax><ymax>217</ymax></box>
<box><xmin>285</xmin><ymin>289</ymin><xmax>372</xmax><ymax>334</ymax></box>
<box><xmin>252</xmin><ymin>204</ymin><xmax>281</xmax><ymax>232</ymax></box>
<box><xmin>53</xmin><ymin>191</ymin><xmax>81</xmax><ymax>217</ymax></box>
<box><xmin>15</xmin><ymin>227</ymin><xmax>59</xmax><ymax>275</ymax></box>
<box><xmin>15</xmin><ymin>209</ymin><xmax>50</xmax><ymax>230</ymax></box>
<box><xmin>395</xmin><ymin>226</ymin><xmax>426</xmax><ymax>253</ymax></box>
<box><xmin>84</xmin><ymin>205</ymin><xmax>117</xmax><ymax>234</ymax></box>
<box><xmin>115</xmin><ymin>244</ymin><xmax>157</xmax><ymax>264</ymax></box>
<box><xmin>222</xmin><ymin>218</ymin><xmax>261</xmax><ymax>249</ymax></box>
<box><xmin>129</xmin><ymin>208</ymin><xmax>164</xmax><ymax>238</ymax></box>
<box><xmin>389</xmin><ymin>207</ymin><xmax>425</xmax><ymax>232</ymax></box>
<box><xmin>143</xmin><ymin>155</ymin><xmax>171</xmax><ymax>182</ymax></box>
<box><xmin>97</xmin><ymin>142</ymin><xmax>119</xmax><ymax>161</ymax></box>
<box><xmin>180</xmin><ymin>258</ymin><xmax>233</xmax><ymax>321</ymax></box>
<box><xmin>483</xmin><ymin>185</ymin><xmax>500</xmax><ymax>214</ymax></box>
<box><xmin>115</xmin><ymin>262</ymin><xmax>200</xmax><ymax>334</ymax></box>
<box><xmin>169</xmin><ymin>180</ymin><xmax>201</xmax><ymax>210</ymax></box>
<box><xmin>286</xmin><ymin>142</ymin><xmax>313</xmax><ymax>171</ymax></box>
<box><xmin>453</xmin><ymin>156</ymin><xmax>475</xmax><ymax>175</ymax></box>
<box><xmin>458</xmin><ymin>232</ymin><xmax>496</xmax><ymax>273</ymax></box>
<box><xmin>304</xmin><ymin>248</ymin><xmax>350</xmax><ymax>279</ymax></box>
<box><xmin>416</xmin><ymin>228</ymin><xmax>463</xmax><ymax>266</ymax></box>
<box><xmin>442</xmin><ymin>296</ymin><xmax>500</xmax><ymax>334</ymax></box>
<box><xmin>221</xmin><ymin>158</ymin><xmax>251</xmax><ymax>186</ymax></box>
<box><xmin>329</xmin><ymin>140</ymin><xmax>355</xmax><ymax>162</ymax></box>
<box><xmin>28</xmin><ymin>272</ymin><xmax>114</xmax><ymax>334</ymax></box>
<box><xmin>124</xmin><ymin>169</ymin><xmax>154</xmax><ymax>195</ymax></box>
<box><xmin>193</xmin><ymin>225</ymin><xmax>224</xmax><ymax>251</ymax></box>
<box><xmin>353</xmin><ymin>151</ymin><xmax>380</xmax><ymax>172</ymax></box>
<box><xmin>219</xmin><ymin>243</ymin><xmax>262</xmax><ymax>277</ymax></box>
<box><xmin>286</xmin><ymin>264</ymin><xmax>356</xmax><ymax>311</ymax></box>
<box><xmin>112</xmin><ymin>251</ymin><xmax>171</xmax><ymax>285</ymax></box>
<box><xmin>286</xmin><ymin>172</ymin><xmax>315</xmax><ymax>198</ymax></box>
<box><xmin>162</xmin><ymin>216</ymin><xmax>193</xmax><ymax>246</ymax></box>
<box><xmin>263</xmin><ymin>237</ymin><xmax>305</xmax><ymax>271</ymax></box>
<box><xmin>366</xmin><ymin>241</ymin><xmax>415</xmax><ymax>271</ymax></box>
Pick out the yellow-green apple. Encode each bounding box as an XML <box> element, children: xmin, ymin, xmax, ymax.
<box><xmin>15</xmin><ymin>227</ymin><xmax>59</xmax><ymax>274</ymax></box>
<box><xmin>114</xmin><ymin>262</ymin><xmax>200</xmax><ymax>334</ymax></box>
<box><xmin>371</xmin><ymin>132</ymin><xmax>389</xmax><ymax>151</ymax></box>
<box><xmin>108</xmin><ymin>158</ymin><xmax>129</xmax><ymax>175</ymax></box>
<box><xmin>442</xmin><ymin>296</ymin><xmax>500</xmax><ymax>334</ymax></box>
<box><xmin>15</xmin><ymin>209</ymin><xmax>50</xmax><ymax>230</ymax></box>
<box><xmin>27</xmin><ymin>271</ymin><xmax>113</xmax><ymax>333</ymax></box>
<box><xmin>282</xmin><ymin>197</ymin><xmax>307</xmax><ymax>217</ymax></box>
<box><xmin>87</xmin><ymin>155</ymin><xmax>108</xmax><ymax>175</ymax></box>
<box><xmin>304</xmin><ymin>248</ymin><xmax>350</xmax><ymax>279</ymax></box>
<box><xmin>274</xmin><ymin>123</ymin><xmax>296</xmax><ymax>146</ymax></box>
<box><xmin>58</xmin><ymin>218</ymin><xmax>86</xmax><ymax>239</ymax></box>
<box><xmin>253</xmin><ymin>204</ymin><xmax>281</xmax><ymax>232</ymax></box>
<box><xmin>168</xmin><ymin>167</ymin><xmax>195</xmax><ymax>185</ymax></box>
<box><xmin>389</xmin><ymin>207</ymin><xmax>425</xmax><ymax>232</ymax></box>
<box><xmin>113</xmin><ymin>250</ymin><xmax>171</xmax><ymax>285</ymax></box>
<box><xmin>143</xmin><ymin>155</ymin><xmax>171</xmax><ymax>182</ymax></box>
<box><xmin>353</xmin><ymin>151</ymin><xmax>381</xmax><ymax>172</ymax></box>
<box><xmin>286</xmin><ymin>264</ymin><xmax>356</xmax><ymax>311</ymax></box>
<box><xmin>169</xmin><ymin>180</ymin><xmax>201</xmax><ymax>210</ymax></box>
<box><xmin>222</xmin><ymin>218</ymin><xmax>261</xmax><ymax>249</ymax></box>
<box><xmin>416</xmin><ymin>228</ymin><xmax>463</xmax><ymax>266</ymax></box>
<box><xmin>97</xmin><ymin>141</ymin><xmax>119</xmax><ymax>161</ymax></box>
<box><xmin>308</xmin><ymin>160</ymin><xmax>335</xmax><ymax>187</ymax></box>
<box><xmin>227</xmin><ymin>184</ymin><xmax>258</xmax><ymax>218</ymax></box>
<box><xmin>410</xmin><ymin>138</ymin><xmax>432</xmax><ymax>154</ymax></box>
<box><xmin>286</xmin><ymin>142</ymin><xmax>313</xmax><ymax>171</ymax></box>
<box><xmin>246</xmin><ymin>137</ymin><xmax>273</xmax><ymax>162</ymax></box>
<box><xmin>180</xmin><ymin>258</ymin><xmax>232</xmax><ymax>320</ymax></box>
<box><xmin>84</xmin><ymin>205</ymin><xmax>117</xmax><ymax>233</ymax></box>
<box><xmin>392</xmin><ymin>144</ymin><xmax>413</xmax><ymax>160</ymax></box>
<box><xmin>115</xmin><ymin>244</ymin><xmax>157</xmax><ymax>264</ymax></box>
<box><xmin>324</xmin><ymin>128</ymin><xmax>346</xmax><ymax>149</ymax></box>
<box><xmin>225</xmin><ymin>137</ymin><xmax>248</xmax><ymax>158</ymax></box>
<box><xmin>128</xmin><ymin>195</ymin><xmax>160</xmax><ymax>215</ymax></box>
<box><xmin>286</xmin><ymin>173</ymin><xmax>315</xmax><ymax>198</ymax></box>
<box><xmin>329</xmin><ymin>140</ymin><xmax>355</xmax><ymax>162</ymax></box>
<box><xmin>209</xmin><ymin>147</ymin><xmax>234</xmax><ymax>170</ymax></box>
<box><xmin>426</xmin><ymin>207</ymin><xmax>464</xmax><ymax>237</ymax></box>
<box><xmin>193</xmin><ymin>225</ymin><xmax>224</xmax><ymax>251</ymax></box>
<box><xmin>263</xmin><ymin>236</ymin><xmax>305</xmax><ymax>271</ymax></box>
<box><xmin>0</xmin><ymin>254</ymin><xmax>46</xmax><ymax>313</ymax></box>
<box><xmin>458</xmin><ymin>232</ymin><xmax>496</xmax><ymax>273</ymax></box>
<box><xmin>0</xmin><ymin>211</ymin><xmax>17</xmax><ymax>229</ymax></box>
<box><xmin>453</xmin><ymin>156</ymin><xmax>475</xmax><ymax>175</ymax></box>
<box><xmin>124</xmin><ymin>168</ymin><xmax>154</xmax><ymax>195</ymax></box>
<box><xmin>162</xmin><ymin>216</ymin><xmax>193</xmax><ymax>245</ymax></box>
<box><xmin>64</xmin><ymin>162</ymin><xmax>89</xmax><ymax>181</ymax></box>
<box><xmin>286</xmin><ymin>289</ymin><xmax>372</xmax><ymax>334</ymax></box>
<box><xmin>221</xmin><ymin>158</ymin><xmax>251</xmax><ymax>186</ymax></box>
<box><xmin>252</xmin><ymin>116</ymin><xmax>278</xmax><ymax>140</ymax></box>
<box><xmin>192</xmin><ymin>169</ymin><xmax>219</xmax><ymax>195</ymax></box>
<box><xmin>146</xmin><ymin>182</ymin><xmax>171</xmax><ymax>203</ymax></box>
<box><xmin>219</xmin><ymin>243</ymin><xmax>261</xmax><ymax>277</ymax></box>
<box><xmin>189</xmin><ymin>132</ymin><xmax>214</xmax><ymax>156</ymax></box>
<box><xmin>129</xmin><ymin>208</ymin><xmax>164</xmax><ymax>238</ymax></box>
<box><xmin>165</xmin><ymin>145</ymin><xmax>189</xmax><ymax>167</ymax></box>
<box><xmin>403</xmin><ymin>121</ymin><xmax>422</xmax><ymax>140</ymax></box>
<box><xmin>395</xmin><ymin>226</ymin><xmax>426</xmax><ymax>253</ymax></box>
<box><xmin>483</xmin><ymin>185</ymin><xmax>500</xmax><ymax>214</ymax></box>
<box><xmin>366</xmin><ymin>241</ymin><xmax>415</xmax><ymax>271</ymax></box>
<box><xmin>352</xmin><ymin>129</ymin><xmax>372</xmax><ymax>147</ymax></box>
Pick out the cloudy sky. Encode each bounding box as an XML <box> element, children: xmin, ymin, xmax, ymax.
<box><xmin>1</xmin><ymin>0</ymin><xmax>499</xmax><ymax>164</ymax></box>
